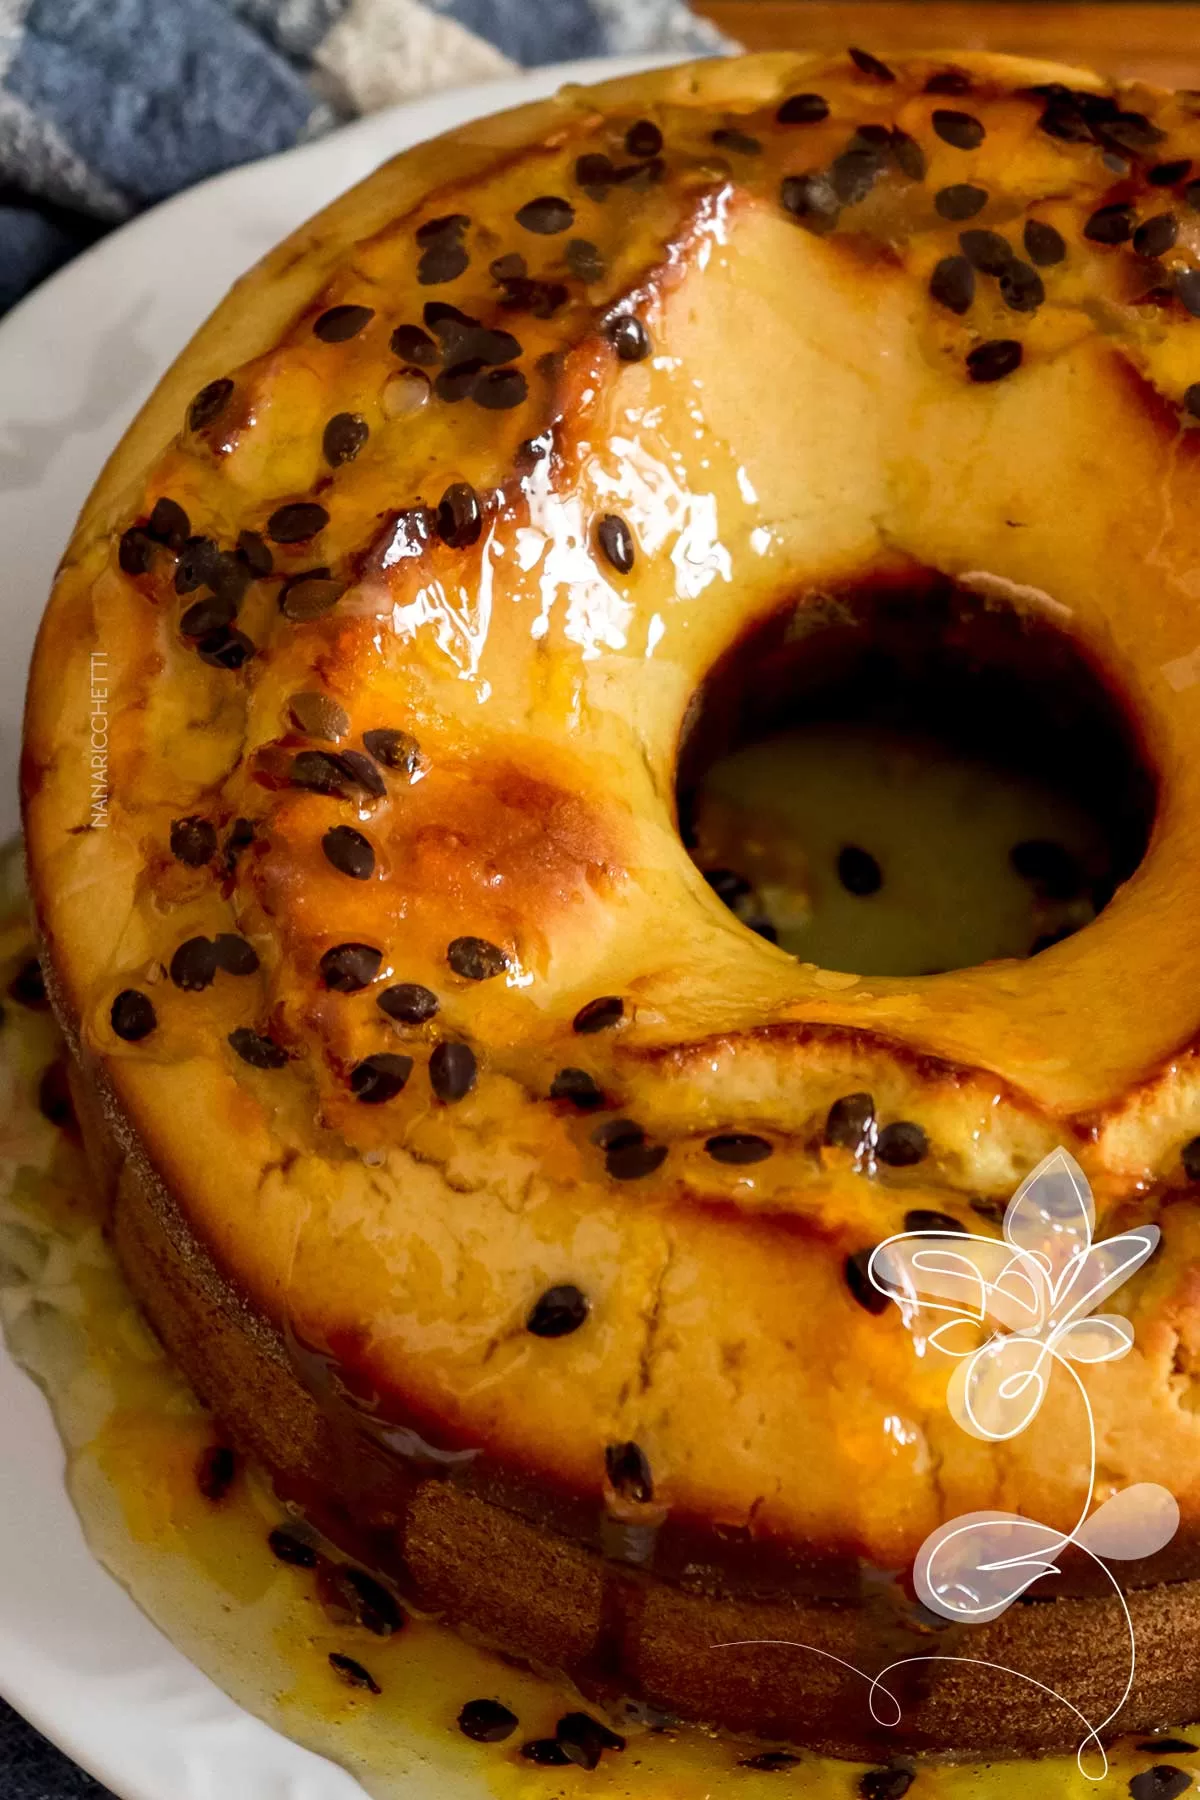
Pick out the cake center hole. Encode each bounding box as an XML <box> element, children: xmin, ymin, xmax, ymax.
<box><xmin>676</xmin><ymin>570</ymin><xmax>1155</xmax><ymax>978</ymax></box>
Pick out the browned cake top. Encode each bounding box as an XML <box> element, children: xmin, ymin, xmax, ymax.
<box><xmin>22</xmin><ymin>51</ymin><xmax>1200</xmax><ymax>1575</ymax></box>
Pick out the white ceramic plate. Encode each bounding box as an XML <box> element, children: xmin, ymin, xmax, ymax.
<box><xmin>0</xmin><ymin>55</ymin><xmax>672</xmax><ymax>1800</ymax></box>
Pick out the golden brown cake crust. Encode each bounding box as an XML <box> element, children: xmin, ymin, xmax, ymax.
<box><xmin>65</xmin><ymin>1042</ymin><xmax>1200</xmax><ymax>1757</ymax></box>
<box><xmin>24</xmin><ymin>48</ymin><xmax>1200</xmax><ymax>1753</ymax></box>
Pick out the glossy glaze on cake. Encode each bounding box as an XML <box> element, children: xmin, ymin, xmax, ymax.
<box><xmin>22</xmin><ymin>49</ymin><xmax>1200</xmax><ymax>1756</ymax></box>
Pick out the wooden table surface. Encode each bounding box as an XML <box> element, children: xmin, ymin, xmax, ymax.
<box><xmin>691</xmin><ymin>3</ymin><xmax>1200</xmax><ymax>88</ymax></box>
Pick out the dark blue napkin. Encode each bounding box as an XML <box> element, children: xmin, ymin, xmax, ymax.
<box><xmin>0</xmin><ymin>0</ymin><xmax>728</xmax><ymax>315</ymax></box>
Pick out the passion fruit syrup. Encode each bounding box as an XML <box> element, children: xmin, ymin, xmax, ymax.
<box><xmin>689</xmin><ymin>722</ymin><xmax>1106</xmax><ymax>978</ymax></box>
<box><xmin>0</xmin><ymin>877</ymin><xmax>1195</xmax><ymax>1797</ymax></box>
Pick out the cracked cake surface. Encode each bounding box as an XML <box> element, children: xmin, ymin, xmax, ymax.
<box><xmin>22</xmin><ymin>48</ymin><xmax>1200</xmax><ymax>1755</ymax></box>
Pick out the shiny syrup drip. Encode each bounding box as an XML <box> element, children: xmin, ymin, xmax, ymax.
<box><xmin>0</xmin><ymin>906</ymin><xmax>1195</xmax><ymax>1799</ymax></box>
<box><xmin>27</xmin><ymin>61</ymin><xmax>1198</xmax><ymax>1659</ymax></box>
<box><xmin>20</xmin><ymin>54</ymin><xmax>1200</xmax><ymax>1795</ymax></box>
<box><xmin>67</xmin><ymin>54</ymin><xmax>1183</xmax><ymax>1149</ymax></box>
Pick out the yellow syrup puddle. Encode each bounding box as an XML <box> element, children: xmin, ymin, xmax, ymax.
<box><xmin>0</xmin><ymin>885</ymin><xmax>1196</xmax><ymax>1799</ymax></box>
<box><xmin>691</xmin><ymin>723</ymin><xmax>1106</xmax><ymax>978</ymax></box>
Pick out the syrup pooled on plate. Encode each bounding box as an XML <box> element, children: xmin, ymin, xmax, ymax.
<box><xmin>0</xmin><ymin>877</ymin><xmax>1196</xmax><ymax>1799</ymax></box>
<box><xmin>24</xmin><ymin>46</ymin><xmax>1200</xmax><ymax>1760</ymax></box>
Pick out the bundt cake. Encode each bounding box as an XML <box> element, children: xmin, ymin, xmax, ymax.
<box><xmin>22</xmin><ymin>46</ymin><xmax>1200</xmax><ymax>1759</ymax></box>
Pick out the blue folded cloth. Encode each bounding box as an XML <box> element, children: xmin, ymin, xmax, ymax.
<box><xmin>0</xmin><ymin>0</ymin><xmax>734</xmax><ymax>1788</ymax></box>
<box><xmin>0</xmin><ymin>0</ymin><xmax>729</xmax><ymax>314</ymax></box>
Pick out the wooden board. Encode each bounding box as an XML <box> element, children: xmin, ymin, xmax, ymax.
<box><xmin>692</xmin><ymin>3</ymin><xmax>1200</xmax><ymax>89</ymax></box>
